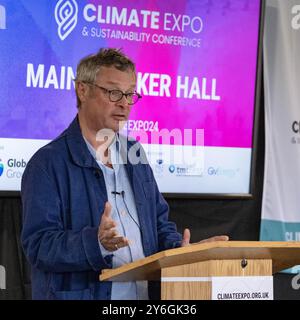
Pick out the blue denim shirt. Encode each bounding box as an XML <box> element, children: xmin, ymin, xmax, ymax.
<box><xmin>84</xmin><ymin>136</ymin><xmax>148</xmax><ymax>300</ymax></box>
<box><xmin>21</xmin><ymin>116</ymin><xmax>182</xmax><ymax>300</ymax></box>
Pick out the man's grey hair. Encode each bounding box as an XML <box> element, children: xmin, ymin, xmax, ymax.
<box><xmin>75</xmin><ymin>48</ymin><xmax>136</xmax><ymax>108</ymax></box>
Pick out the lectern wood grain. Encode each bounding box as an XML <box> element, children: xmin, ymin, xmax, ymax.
<box><xmin>100</xmin><ymin>241</ymin><xmax>300</xmax><ymax>282</ymax></box>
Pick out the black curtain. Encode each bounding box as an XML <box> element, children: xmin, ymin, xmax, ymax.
<box><xmin>0</xmin><ymin>197</ymin><xmax>31</xmax><ymax>299</ymax></box>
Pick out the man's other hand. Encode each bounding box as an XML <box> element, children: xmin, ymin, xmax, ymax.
<box><xmin>181</xmin><ymin>228</ymin><xmax>229</xmax><ymax>247</ymax></box>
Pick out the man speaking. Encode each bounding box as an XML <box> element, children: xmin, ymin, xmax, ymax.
<box><xmin>21</xmin><ymin>48</ymin><xmax>227</xmax><ymax>300</ymax></box>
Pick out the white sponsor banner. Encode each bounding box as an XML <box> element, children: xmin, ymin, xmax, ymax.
<box><xmin>261</xmin><ymin>0</ymin><xmax>300</xmax><ymax>272</ymax></box>
<box><xmin>212</xmin><ymin>276</ymin><xmax>273</xmax><ymax>300</ymax></box>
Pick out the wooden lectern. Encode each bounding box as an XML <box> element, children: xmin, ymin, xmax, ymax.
<box><xmin>100</xmin><ymin>241</ymin><xmax>300</xmax><ymax>300</ymax></box>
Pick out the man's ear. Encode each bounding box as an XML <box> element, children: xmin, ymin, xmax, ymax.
<box><xmin>76</xmin><ymin>81</ymin><xmax>89</xmax><ymax>105</ymax></box>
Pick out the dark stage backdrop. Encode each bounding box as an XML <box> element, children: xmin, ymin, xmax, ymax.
<box><xmin>0</xmin><ymin>94</ymin><xmax>299</xmax><ymax>300</ymax></box>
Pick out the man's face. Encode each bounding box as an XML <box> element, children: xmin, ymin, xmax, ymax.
<box><xmin>78</xmin><ymin>66</ymin><xmax>136</xmax><ymax>133</ymax></box>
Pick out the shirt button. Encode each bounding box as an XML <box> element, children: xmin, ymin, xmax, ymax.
<box><xmin>121</xmin><ymin>210</ymin><xmax>126</xmax><ymax>216</ymax></box>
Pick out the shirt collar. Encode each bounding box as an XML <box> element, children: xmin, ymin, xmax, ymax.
<box><xmin>83</xmin><ymin>133</ymin><xmax>120</xmax><ymax>168</ymax></box>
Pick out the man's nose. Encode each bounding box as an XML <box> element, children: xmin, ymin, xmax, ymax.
<box><xmin>116</xmin><ymin>95</ymin><xmax>130</xmax><ymax>108</ymax></box>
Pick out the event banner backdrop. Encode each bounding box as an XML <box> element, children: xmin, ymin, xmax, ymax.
<box><xmin>261</xmin><ymin>0</ymin><xmax>300</xmax><ymax>272</ymax></box>
<box><xmin>0</xmin><ymin>0</ymin><xmax>261</xmax><ymax>194</ymax></box>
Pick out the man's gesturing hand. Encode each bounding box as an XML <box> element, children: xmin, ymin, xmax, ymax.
<box><xmin>98</xmin><ymin>202</ymin><xmax>129</xmax><ymax>251</ymax></box>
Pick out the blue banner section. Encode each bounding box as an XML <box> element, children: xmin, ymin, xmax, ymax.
<box><xmin>0</xmin><ymin>0</ymin><xmax>107</xmax><ymax>139</ymax></box>
<box><xmin>260</xmin><ymin>219</ymin><xmax>300</xmax><ymax>273</ymax></box>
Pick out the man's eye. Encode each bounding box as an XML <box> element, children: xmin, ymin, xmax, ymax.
<box><xmin>111</xmin><ymin>90</ymin><xmax>122</xmax><ymax>96</ymax></box>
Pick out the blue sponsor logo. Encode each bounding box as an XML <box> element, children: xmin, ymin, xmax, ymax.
<box><xmin>0</xmin><ymin>161</ymin><xmax>3</xmax><ymax>176</ymax></box>
<box><xmin>169</xmin><ymin>164</ymin><xmax>203</xmax><ymax>176</ymax></box>
<box><xmin>1</xmin><ymin>158</ymin><xmax>27</xmax><ymax>179</ymax></box>
<box><xmin>154</xmin><ymin>159</ymin><xmax>164</xmax><ymax>176</ymax></box>
<box><xmin>169</xmin><ymin>165</ymin><xmax>175</xmax><ymax>173</ymax></box>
